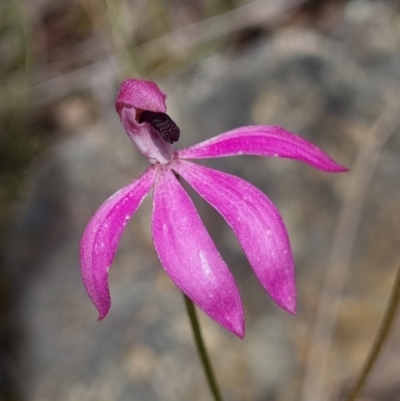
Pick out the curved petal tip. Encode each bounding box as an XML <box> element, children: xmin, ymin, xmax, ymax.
<box><xmin>277</xmin><ymin>290</ymin><xmax>297</xmax><ymax>315</ymax></box>
<box><xmin>232</xmin><ymin>317</ymin><xmax>245</xmax><ymax>339</ymax></box>
<box><xmin>334</xmin><ymin>164</ymin><xmax>349</xmax><ymax>173</ymax></box>
<box><xmin>204</xmin><ymin>295</ymin><xmax>245</xmax><ymax>338</ymax></box>
<box><xmin>97</xmin><ymin>308</ymin><xmax>109</xmax><ymax>321</ymax></box>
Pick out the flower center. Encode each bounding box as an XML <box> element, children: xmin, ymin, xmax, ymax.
<box><xmin>139</xmin><ymin>111</ymin><xmax>180</xmax><ymax>144</ymax></box>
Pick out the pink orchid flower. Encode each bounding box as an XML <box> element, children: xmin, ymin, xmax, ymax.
<box><xmin>80</xmin><ymin>79</ymin><xmax>347</xmax><ymax>338</ymax></box>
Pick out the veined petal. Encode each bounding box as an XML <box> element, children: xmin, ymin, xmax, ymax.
<box><xmin>80</xmin><ymin>166</ymin><xmax>157</xmax><ymax>319</ymax></box>
<box><xmin>115</xmin><ymin>79</ymin><xmax>167</xmax><ymax>114</ymax></box>
<box><xmin>152</xmin><ymin>167</ymin><xmax>244</xmax><ymax>338</ymax></box>
<box><xmin>177</xmin><ymin>125</ymin><xmax>347</xmax><ymax>172</ymax></box>
<box><xmin>172</xmin><ymin>160</ymin><xmax>296</xmax><ymax>314</ymax></box>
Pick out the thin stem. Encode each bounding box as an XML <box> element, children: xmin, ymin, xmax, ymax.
<box><xmin>183</xmin><ymin>293</ymin><xmax>224</xmax><ymax>401</ymax></box>
<box><xmin>102</xmin><ymin>0</ymin><xmax>141</xmax><ymax>74</ymax></box>
<box><xmin>344</xmin><ymin>262</ymin><xmax>400</xmax><ymax>401</ymax></box>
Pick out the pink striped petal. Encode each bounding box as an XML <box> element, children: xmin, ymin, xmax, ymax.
<box><xmin>172</xmin><ymin>160</ymin><xmax>296</xmax><ymax>314</ymax></box>
<box><xmin>177</xmin><ymin>126</ymin><xmax>347</xmax><ymax>172</ymax></box>
<box><xmin>152</xmin><ymin>167</ymin><xmax>244</xmax><ymax>337</ymax></box>
<box><xmin>116</xmin><ymin>79</ymin><xmax>167</xmax><ymax>114</ymax></box>
<box><xmin>80</xmin><ymin>166</ymin><xmax>157</xmax><ymax>319</ymax></box>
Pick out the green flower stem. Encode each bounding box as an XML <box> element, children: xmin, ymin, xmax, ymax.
<box><xmin>183</xmin><ymin>293</ymin><xmax>224</xmax><ymax>401</ymax></box>
<box><xmin>344</xmin><ymin>262</ymin><xmax>400</xmax><ymax>401</ymax></box>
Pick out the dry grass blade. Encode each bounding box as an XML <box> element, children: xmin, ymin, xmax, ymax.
<box><xmin>140</xmin><ymin>0</ymin><xmax>307</xmax><ymax>60</ymax></box>
<box><xmin>28</xmin><ymin>0</ymin><xmax>307</xmax><ymax>106</ymax></box>
<box><xmin>344</xmin><ymin>263</ymin><xmax>400</xmax><ymax>401</ymax></box>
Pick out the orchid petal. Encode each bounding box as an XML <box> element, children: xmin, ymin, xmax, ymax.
<box><xmin>116</xmin><ymin>79</ymin><xmax>167</xmax><ymax>115</ymax></box>
<box><xmin>152</xmin><ymin>167</ymin><xmax>244</xmax><ymax>338</ymax></box>
<box><xmin>80</xmin><ymin>166</ymin><xmax>157</xmax><ymax>319</ymax></box>
<box><xmin>172</xmin><ymin>160</ymin><xmax>296</xmax><ymax>314</ymax></box>
<box><xmin>177</xmin><ymin>125</ymin><xmax>347</xmax><ymax>172</ymax></box>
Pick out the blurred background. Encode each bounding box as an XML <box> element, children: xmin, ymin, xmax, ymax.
<box><xmin>1</xmin><ymin>0</ymin><xmax>400</xmax><ymax>400</ymax></box>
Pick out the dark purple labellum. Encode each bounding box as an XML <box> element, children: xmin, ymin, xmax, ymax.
<box><xmin>139</xmin><ymin>111</ymin><xmax>180</xmax><ymax>144</ymax></box>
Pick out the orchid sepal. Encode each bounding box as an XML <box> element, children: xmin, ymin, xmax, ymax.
<box><xmin>152</xmin><ymin>166</ymin><xmax>245</xmax><ymax>338</ymax></box>
<box><xmin>177</xmin><ymin>125</ymin><xmax>347</xmax><ymax>173</ymax></box>
<box><xmin>80</xmin><ymin>166</ymin><xmax>157</xmax><ymax>320</ymax></box>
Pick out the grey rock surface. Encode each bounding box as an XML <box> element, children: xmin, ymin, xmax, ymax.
<box><xmin>4</xmin><ymin>4</ymin><xmax>400</xmax><ymax>400</ymax></box>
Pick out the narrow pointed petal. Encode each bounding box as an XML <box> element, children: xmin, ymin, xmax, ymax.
<box><xmin>172</xmin><ymin>160</ymin><xmax>296</xmax><ymax>314</ymax></box>
<box><xmin>116</xmin><ymin>79</ymin><xmax>167</xmax><ymax>114</ymax></box>
<box><xmin>80</xmin><ymin>167</ymin><xmax>157</xmax><ymax>319</ymax></box>
<box><xmin>177</xmin><ymin>126</ymin><xmax>347</xmax><ymax>172</ymax></box>
<box><xmin>152</xmin><ymin>167</ymin><xmax>244</xmax><ymax>337</ymax></box>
